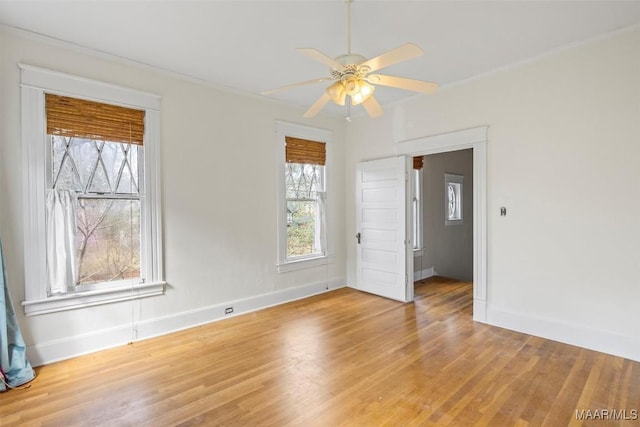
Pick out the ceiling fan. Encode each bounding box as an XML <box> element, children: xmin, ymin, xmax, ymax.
<box><xmin>261</xmin><ymin>0</ymin><xmax>438</xmax><ymax>119</ymax></box>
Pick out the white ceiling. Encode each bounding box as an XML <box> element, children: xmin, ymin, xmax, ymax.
<box><xmin>1</xmin><ymin>1</ymin><xmax>640</xmax><ymax>117</ymax></box>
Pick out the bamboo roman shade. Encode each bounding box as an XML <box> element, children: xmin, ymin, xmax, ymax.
<box><xmin>413</xmin><ymin>156</ymin><xmax>424</xmax><ymax>170</ymax></box>
<box><xmin>285</xmin><ymin>136</ymin><xmax>326</xmax><ymax>166</ymax></box>
<box><xmin>45</xmin><ymin>94</ymin><xmax>145</xmax><ymax>145</ymax></box>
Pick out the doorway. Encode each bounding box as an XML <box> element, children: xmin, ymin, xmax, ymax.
<box><xmin>398</xmin><ymin>127</ymin><xmax>487</xmax><ymax>322</ymax></box>
<box><xmin>414</xmin><ymin>149</ymin><xmax>473</xmax><ymax>284</ymax></box>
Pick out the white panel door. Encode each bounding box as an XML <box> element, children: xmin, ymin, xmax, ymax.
<box><xmin>355</xmin><ymin>157</ymin><xmax>413</xmax><ymax>302</ymax></box>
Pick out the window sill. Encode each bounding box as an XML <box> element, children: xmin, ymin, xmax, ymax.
<box><xmin>22</xmin><ymin>281</ymin><xmax>165</xmax><ymax>316</ymax></box>
<box><xmin>277</xmin><ymin>255</ymin><xmax>327</xmax><ymax>273</ymax></box>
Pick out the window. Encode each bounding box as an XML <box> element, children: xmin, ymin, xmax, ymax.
<box><xmin>47</xmin><ymin>95</ymin><xmax>143</xmax><ymax>290</ymax></box>
<box><xmin>285</xmin><ymin>138</ymin><xmax>325</xmax><ymax>258</ymax></box>
<box><xmin>412</xmin><ymin>156</ymin><xmax>423</xmax><ymax>250</ymax></box>
<box><xmin>21</xmin><ymin>65</ymin><xmax>164</xmax><ymax>315</ymax></box>
<box><xmin>445</xmin><ymin>173</ymin><xmax>463</xmax><ymax>225</ymax></box>
<box><xmin>276</xmin><ymin>122</ymin><xmax>331</xmax><ymax>272</ymax></box>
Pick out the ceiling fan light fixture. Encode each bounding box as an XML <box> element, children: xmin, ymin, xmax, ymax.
<box><xmin>326</xmin><ymin>81</ymin><xmax>347</xmax><ymax>105</ymax></box>
<box><xmin>262</xmin><ymin>0</ymin><xmax>437</xmax><ymax>119</ymax></box>
<box><xmin>359</xmin><ymin>80</ymin><xmax>374</xmax><ymax>97</ymax></box>
<box><xmin>344</xmin><ymin>77</ymin><xmax>359</xmax><ymax>96</ymax></box>
<box><xmin>350</xmin><ymin>79</ymin><xmax>375</xmax><ymax>106</ymax></box>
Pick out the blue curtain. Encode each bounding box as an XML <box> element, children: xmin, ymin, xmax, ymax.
<box><xmin>0</xmin><ymin>237</ymin><xmax>35</xmax><ymax>391</ymax></box>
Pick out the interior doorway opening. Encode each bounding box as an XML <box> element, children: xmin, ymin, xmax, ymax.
<box><xmin>397</xmin><ymin>126</ymin><xmax>487</xmax><ymax>322</ymax></box>
<box><xmin>412</xmin><ymin>149</ymin><xmax>473</xmax><ymax>285</ymax></box>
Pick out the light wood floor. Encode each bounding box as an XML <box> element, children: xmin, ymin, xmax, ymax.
<box><xmin>1</xmin><ymin>277</ymin><xmax>639</xmax><ymax>426</ymax></box>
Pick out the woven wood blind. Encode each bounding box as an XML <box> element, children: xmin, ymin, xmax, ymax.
<box><xmin>413</xmin><ymin>156</ymin><xmax>424</xmax><ymax>170</ymax></box>
<box><xmin>285</xmin><ymin>136</ymin><xmax>326</xmax><ymax>166</ymax></box>
<box><xmin>46</xmin><ymin>94</ymin><xmax>145</xmax><ymax>145</ymax></box>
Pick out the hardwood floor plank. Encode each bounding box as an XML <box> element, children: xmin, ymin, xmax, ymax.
<box><xmin>1</xmin><ymin>277</ymin><xmax>638</xmax><ymax>426</ymax></box>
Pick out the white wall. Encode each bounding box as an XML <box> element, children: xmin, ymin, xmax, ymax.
<box><xmin>346</xmin><ymin>27</ymin><xmax>640</xmax><ymax>361</ymax></box>
<box><xmin>0</xmin><ymin>28</ymin><xmax>346</xmax><ymax>365</ymax></box>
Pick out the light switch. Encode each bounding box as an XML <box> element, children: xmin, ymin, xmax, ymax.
<box><xmin>500</xmin><ymin>207</ymin><xmax>507</xmax><ymax>216</ymax></box>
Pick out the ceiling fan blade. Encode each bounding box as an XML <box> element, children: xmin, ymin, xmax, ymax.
<box><xmin>261</xmin><ymin>77</ymin><xmax>334</xmax><ymax>96</ymax></box>
<box><xmin>303</xmin><ymin>93</ymin><xmax>331</xmax><ymax>118</ymax></box>
<box><xmin>360</xmin><ymin>43</ymin><xmax>424</xmax><ymax>72</ymax></box>
<box><xmin>297</xmin><ymin>48</ymin><xmax>344</xmax><ymax>71</ymax></box>
<box><xmin>368</xmin><ymin>74</ymin><xmax>438</xmax><ymax>94</ymax></box>
<box><xmin>361</xmin><ymin>96</ymin><xmax>383</xmax><ymax>118</ymax></box>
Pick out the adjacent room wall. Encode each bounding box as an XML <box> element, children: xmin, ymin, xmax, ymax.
<box><xmin>418</xmin><ymin>149</ymin><xmax>473</xmax><ymax>282</ymax></box>
<box><xmin>346</xmin><ymin>27</ymin><xmax>640</xmax><ymax>361</ymax></box>
<box><xmin>0</xmin><ymin>28</ymin><xmax>347</xmax><ymax>365</ymax></box>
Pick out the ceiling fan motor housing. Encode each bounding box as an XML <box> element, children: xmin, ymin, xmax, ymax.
<box><xmin>331</xmin><ymin>54</ymin><xmax>371</xmax><ymax>82</ymax></box>
<box><xmin>335</xmin><ymin>53</ymin><xmax>367</xmax><ymax>66</ymax></box>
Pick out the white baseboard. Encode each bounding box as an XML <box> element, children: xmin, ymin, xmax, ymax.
<box><xmin>473</xmin><ymin>299</ymin><xmax>487</xmax><ymax>323</ymax></box>
<box><xmin>487</xmin><ymin>306</ymin><xmax>640</xmax><ymax>362</ymax></box>
<box><xmin>413</xmin><ymin>267</ymin><xmax>435</xmax><ymax>282</ymax></box>
<box><xmin>27</xmin><ymin>277</ymin><xmax>346</xmax><ymax>366</ymax></box>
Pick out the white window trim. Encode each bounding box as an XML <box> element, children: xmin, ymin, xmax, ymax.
<box><xmin>20</xmin><ymin>64</ymin><xmax>165</xmax><ymax>316</ymax></box>
<box><xmin>275</xmin><ymin>121</ymin><xmax>332</xmax><ymax>273</ymax></box>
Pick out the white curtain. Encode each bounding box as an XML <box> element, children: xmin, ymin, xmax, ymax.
<box><xmin>46</xmin><ymin>189</ymin><xmax>78</xmax><ymax>295</ymax></box>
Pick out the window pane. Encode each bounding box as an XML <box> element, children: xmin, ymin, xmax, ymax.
<box><xmin>413</xmin><ymin>169</ymin><xmax>421</xmax><ymax>249</ymax></box>
<box><xmin>87</xmin><ymin>150</ymin><xmax>112</xmax><ymax>193</ymax></box>
<box><xmin>101</xmin><ymin>141</ymin><xmax>124</xmax><ymax>191</ymax></box>
<box><xmin>287</xmin><ymin>199</ymin><xmax>319</xmax><ymax>257</ymax></box>
<box><xmin>51</xmin><ymin>136</ymin><xmax>139</xmax><ymax>195</ymax></box>
<box><xmin>52</xmin><ymin>137</ymin><xmax>85</xmax><ymax>191</ymax></box>
<box><xmin>447</xmin><ymin>182</ymin><xmax>462</xmax><ymax>220</ymax></box>
<box><xmin>413</xmin><ymin>198</ymin><xmax>419</xmax><ymax>249</ymax></box>
<box><xmin>76</xmin><ymin>198</ymin><xmax>140</xmax><ymax>285</ymax></box>
<box><xmin>116</xmin><ymin>163</ymin><xmax>136</xmax><ymax>194</ymax></box>
<box><xmin>284</xmin><ymin>162</ymin><xmax>324</xmax><ymax>259</ymax></box>
<box><xmin>286</xmin><ymin>163</ymin><xmax>323</xmax><ymax>198</ymax></box>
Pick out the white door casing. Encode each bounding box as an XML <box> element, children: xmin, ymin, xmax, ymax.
<box><xmin>355</xmin><ymin>156</ymin><xmax>413</xmax><ymax>302</ymax></box>
<box><xmin>396</xmin><ymin>126</ymin><xmax>488</xmax><ymax>322</ymax></box>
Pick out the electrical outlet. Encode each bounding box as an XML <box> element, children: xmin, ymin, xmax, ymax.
<box><xmin>225</xmin><ymin>307</ymin><xmax>233</xmax><ymax>315</ymax></box>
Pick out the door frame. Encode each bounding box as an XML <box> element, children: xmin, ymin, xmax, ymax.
<box><xmin>397</xmin><ymin>127</ymin><xmax>488</xmax><ymax>323</ymax></box>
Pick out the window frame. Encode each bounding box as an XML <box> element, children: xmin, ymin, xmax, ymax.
<box><xmin>20</xmin><ymin>64</ymin><xmax>164</xmax><ymax>316</ymax></box>
<box><xmin>275</xmin><ymin>121</ymin><xmax>331</xmax><ymax>273</ymax></box>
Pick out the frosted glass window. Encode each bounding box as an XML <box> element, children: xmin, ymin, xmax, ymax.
<box><xmin>445</xmin><ymin>174</ymin><xmax>463</xmax><ymax>225</ymax></box>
